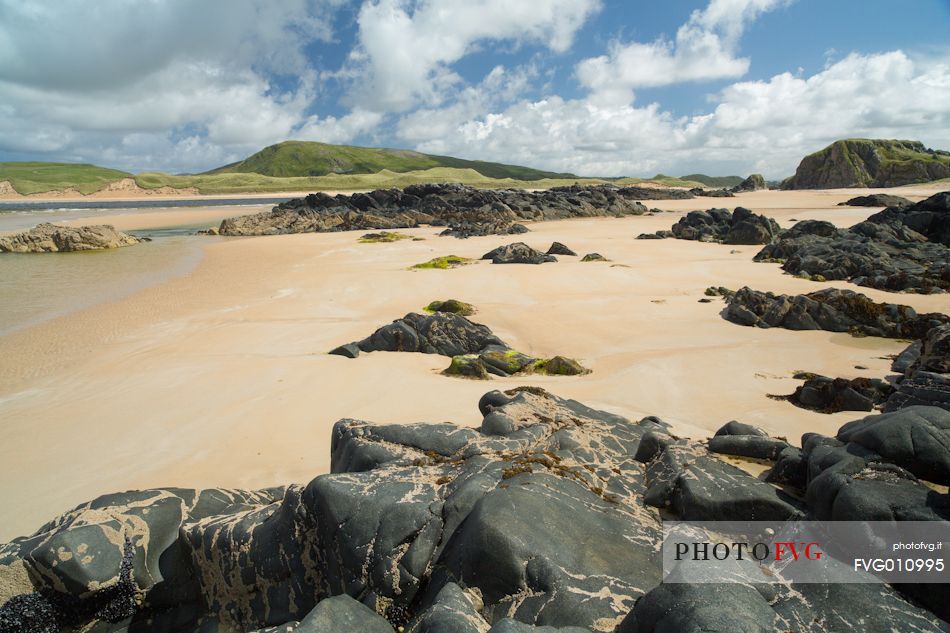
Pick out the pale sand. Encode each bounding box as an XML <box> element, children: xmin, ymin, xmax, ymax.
<box><xmin>0</xmin><ymin>188</ymin><xmax>948</xmax><ymax>540</ymax></box>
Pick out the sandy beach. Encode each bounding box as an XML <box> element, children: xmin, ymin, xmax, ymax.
<box><xmin>0</xmin><ymin>186</ymin><xmax>948</xmax><ymax>541</ymax></box>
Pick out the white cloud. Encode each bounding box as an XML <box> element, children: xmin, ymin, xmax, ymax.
<box><xmin>395</xmin><ymin>50</ymin><xmax>950</xmax><ymax>179</ymax></box>
<box><xmin>0</xmin><ymin>0</ymin><xmax>341</xmax><ymax>171</ymax></box>
<box><xmin>576</xmin><ymin>0</ymin><xmax>790</xmax><ymax>105</ymax></box>
<box><xmin>297</xmin><ymin>109</ymin><xmax>386</xmax><ymax>145</ymax></box>
<box><xmin>346</xmin><ymin>0</ymin><xmax>600</xmax><ymax>112</ymax></box>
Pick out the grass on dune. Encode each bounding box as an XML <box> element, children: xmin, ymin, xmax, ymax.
<box><xmin>134</xmin><ymin>168</ymin><xmax>617</xmax><ymax>195</ymax></box>
<box><xmin>0</xmin><ymin>162</ymin><xmax>131</xmax><ymax>195</ymax></box>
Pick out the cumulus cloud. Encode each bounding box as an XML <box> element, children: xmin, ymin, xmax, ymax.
<box><xmin>0</xmin><ymin>0</ymin><xmax>341</xmax><ymax>171</ymax></box>
<box><xmin>397</xmin><ymin>50</ymin><xmax>950</xmax><ymax>178</ymax></box>
<box><xmin>576</xmin><ymin>0</ymin><xmax>790</xmax><ymax>104</ymax></box>
<box><xmin>345</xmin><ymin>0</ymin><xmax>600</xmax><ymax>112</ymax></box>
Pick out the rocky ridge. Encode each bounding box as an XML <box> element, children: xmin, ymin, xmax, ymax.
<box><xmin>0</xmin><ymin>223</ymin><xmax>144</xmax><ymax>253</ymax></box>
<box><xmin>217</xmin><ymin>184</ymin><xmax>689</xmax><ymax>238</ymax></box>
<box><xmin>723</xmin><ymin>286</ymin><xmax>949</xmax><ymax>338</ymax></box>
<box><xmin>2</xmin><ymin>388</ymin><xmax>948</xmax><ymax>632</ymax></box>
<box><xmin>754</xmin><ymin>191</ymin><xmax>950</xmax><ymax>293</ymax></box>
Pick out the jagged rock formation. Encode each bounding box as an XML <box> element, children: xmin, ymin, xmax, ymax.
<box><xmin>730</xmin><ymin>173</ymin><xmax>767</xmax><ymax>193</ymax></box>
<box><xmin>724</xmin><ymin>286</ymin><xmax>949</xmax><ymax>338</ymax></box>
<box><xmin>885</xmin><ymin>324</ymin><xmax>950</xmax><ymax>412</ymax></box>
<box><xmin>0</xmin><ymin>223</ymin><xmax>144</xmax><ymax>253</ymax></box>
<box><xmin>3</xmin><ymin>389</ymin><xmax>948</xmax><ymax>632</ymax></box>
<box><xmin>839</xmin><ymin>193</ymin><xmax>914</xmax><ymax>207</ymax></box>
<box><xmin>218</xmin><ymin>184</ymin><xmax>670</xmax><ymax>238</ymax></box>
<box><xmin>481</xmin><ymin>242</ymin><xmax>556</xmax><ymax>264</ymax></box>
<box><xmin>783</xmin><ymin>374</ymin><xmax>894</xmax><ymax>413</ymax></box>
<box><xmin>646</xmin><ymin>207</ymin><xmax>780</xmax><ymax>244</ymax></box>
<box><xmin>782</xmin><ymin>139</ymin><xmax>950</xmax><ymax>189</ymax></box>
<box><xmin>754</xmin><ymin>192</ymin><xmax>950</xmax><ymax>293</ymax></box>
<box><xmin>328</xmin><ymin>312</ymin><xmax>588</xmax><ymax>379</ymax></box>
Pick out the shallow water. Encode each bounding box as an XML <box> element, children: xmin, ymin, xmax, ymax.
<box><xmin>0</xmin><ymin>235</ymin><xmax>205</xmax><ymax>336</ymax></box>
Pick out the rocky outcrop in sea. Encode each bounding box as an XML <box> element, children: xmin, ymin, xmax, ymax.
<box><xmin>730</xmin><ymin>173</ymin><xmax>767</xmax><ymax>193</ymax></box>
<box><xmin>217</xmin><ymin>184</ymin><xmax>687</xmax><ymax>238</ymax></box>
<box><xmin>1</xmin><ymin>387</ymin><xmax>948</xmax><ymax>632</ymax></box>
<box><xmin>0</xmin><ymin>223</ymin><xmax>144</xmax><ymax>253</ymax></box>
<box><xmin>753</xmin><ymin>192</ymin><xmax>950</xmax><ymax>293</ymax></box>
<box><xmin>328</xmin><ymin>311</ymin><xmax>589</xmax><ymax>379</ymax></box>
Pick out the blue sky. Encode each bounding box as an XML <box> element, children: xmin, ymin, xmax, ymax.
<box><xmin>1</xmin><ymin>0</ymin><xmax>949</xmax><ymax>178</ymax></box>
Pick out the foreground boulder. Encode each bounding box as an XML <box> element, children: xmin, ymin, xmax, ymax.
<box><xmin>649</xmin><ymin>207</ymin><xmax>780</xmax><ymax>244</ymax></box>
<box><xmin>329</xmin><ymin>312</ymin><xmax>588</xmax><ymax>378</ymax></box>
<box><xmin>218</xmin><ymin>183</ymin><xmax>662</xmax><ymax>238</ymax></box>
<box><xmin>2</xmin><ymin>390</ymin><xmax>948</xmax><ymax>632</ymax></box>
<box><xmin>724</xmin><ymin>286</ymin><xmax>949</xmax><ymax>338</ymax></box>
<box><xmin>754</xmin><ymin>191</ymin><xmax>950</xmax><ymax>292</ymax></box>
<box><xmin>0</xmin><ymin>223</ymin><xmax>143</xmax><ymax>253</ymax></box>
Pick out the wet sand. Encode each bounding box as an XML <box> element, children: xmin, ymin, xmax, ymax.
<box><xmin>0</xmin><ymin>186</ymin><xmax>948</xmax><ymax>541</ymax></box>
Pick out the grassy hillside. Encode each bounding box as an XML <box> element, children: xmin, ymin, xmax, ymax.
<box><xmin>135</xmin><ymin>167</ymin><xmax>609</xmax><ymax>195</ymax></box>
<box><xmin>206</xmin><ymin>140</ymin><xmax>576</xmax><ymax>181</ymax></box>
<box><xmin>680</xmin><ymin>173</ymin><xmax>744</xmax><ymax>188</ymax></box>
<box><xmin>616</xmin><ymin>174</ymin><xmax>708</xmax><ymax>189</ymax></box>
<box><xmin>0</xmin><ymin>162</ymin><xmax>131</xmax><ymax>195</ymax></box>
<box><xmin>783</xmin><ymin>139</ymin><xmax>950</xmax><ymax>189</ymax></box>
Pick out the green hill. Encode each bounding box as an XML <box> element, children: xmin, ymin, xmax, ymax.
<box><xmin>0</xmin><ymin>162</ymin><xmax>131</xmax><ymax>195</ymax></box>
<box><xmin>679</xmin><ymin>173</ymin><xmax>744</xmax><ymax>188</ymax></box>
<box><xmin>782</xmin><ymin>139</ymin><xmax>950</xmax><ymax>189</ymax></box>
<box><xmin>205</xmin><ymin>140</ymin><xmax>576</xmax><ymax>181</ymax></box>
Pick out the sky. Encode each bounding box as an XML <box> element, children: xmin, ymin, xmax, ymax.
<box><xmin>0</xmin><ymin>0</ymin><xmax>949</xmax><ymax>178</ymax></box>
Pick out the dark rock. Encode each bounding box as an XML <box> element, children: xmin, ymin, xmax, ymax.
<box><xmin>294</xmin><ymin>595</ymin><xmax>393</xmax><ymax>632</ymax></box>
<box><xmin>482</xmin><ymin>242</ymin><xmax>556</xmax><ymax>264</ymax></box>
<box><xmin>714</xmin><ymin>421</ymin><xmax>768</xmax><ymax>437</ymax></box>
<box><xmin>836</xmin><ymin>405</ymin><xmax>950</xmax><ymax>484</ymax></box>
<box><xmin>536</xmin><ymin>356</ymin><xmax>590</xmax><ymax>375</ymax></box>
<box><xmin>329</xmin><ymin>342</ymin><xmax>361</xmax><ymax>358</ymax></box>
<box><xmin>786</xmin><ymin>375</ymin><xmax>894</xmax><ymax>413</ymax></box>
<box><xmin>691</xmin><ymin>187</ymin><xmax>736</xmax><ymax>197</ymax></box>
<box><xmin>641</xmin><ymin>442</ymin><xmax>804</xmax><ymax>520</ymax></box>
<box><xmin>443</xmin><ymin>354</ymin><xmax>491</xmax><ymax>379</ymax></box>
<box><xmin>636</xmin><ymin>231</ymin><xmax>670</xmax><ymax>239</ymax></box>
<box><xmin>886</xmin><ymin>325</ymin><xmax>950</xmax><ymax>411</ymax></box>
<box><xmin>707</xmin><ymin>435</ymin><xmax>790</xmax><ymax>461</ymax></box>
<box><xmin>664</xmin><ymin>207</ymin><xmax>780</xmax><ymax>244</ymax></box>
<box><xmin>351</xmin><ymin>312</ymin><xmax>505</xmax><ymax>356</ymax></box>
<box><xmin>754</xmin><ymin>192</ymin><xmax>950</xmax><ymax>293</ymax></box>
<box><xmin>765</xmin><ymin>446</ymin><xmax>807</xmax><ymax>488</ymax></box>
<box><xmin>545</xmin><ymin>242</ymin><xmax>576</xmax><ymax>256</ymax></box>
<box><xmin>580</xmin><ymin>253</ymin><xmax>607</xmax><ymax>262</ymax></box>
<box><xmin>406</xmin><ymin>582</ymin><xmax>486</xmax><ymax>633</ymax></box>
<box><xmin>620</xmin><ymin>577</ymin><xmax>950</xmax><ymax>633</ymax></box>
<box><xmin>839</xmin><ymin>193</ymin><xmax>914</xmax><ymax>207</ymax></box>
<box><xmin>723</xmin><ymin>286</ymin><xmax>949</xmax><ymax>338</ymax></box>
<box><xmin>425</xmin><ymin>299</ymin><xmax>476</xmax><ymax>316</ymax></box>
<box><xmin>730</xmin><ymin>173</ymin><xmax>767</xmax><ymax>193</ymax></box>
<box><xmin>219</xmin><ymin>183</ymin><xmax>658</xmax><ymax>238</ymax></box>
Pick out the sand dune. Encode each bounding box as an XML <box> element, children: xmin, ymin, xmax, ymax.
<box><xmin>0</xmin><ymin>188</ymin><xmax>947</xmax><ymax>540</ymax></box>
